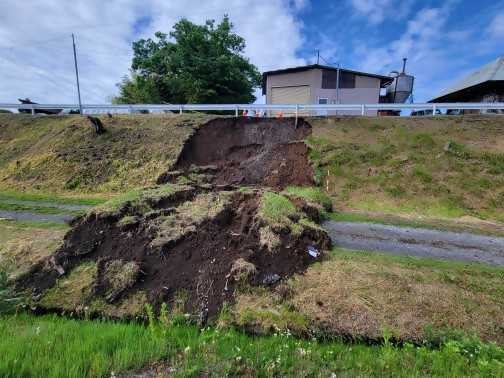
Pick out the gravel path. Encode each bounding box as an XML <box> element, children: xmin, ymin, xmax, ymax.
<box><xmin>323</xmin><ymin>221</ymin><xmax>504</xmax><ymax>266</ymax></box>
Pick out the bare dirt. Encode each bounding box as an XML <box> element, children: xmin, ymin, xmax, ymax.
<box><xmin>16</xmin><ymin>118</ymin><xmax>331</xmax><ymax>320</ymax></box>
<box><xmin>159</xmin><ymin>118</ymin><xmax>314</xmax><ymax>189</ymax></box>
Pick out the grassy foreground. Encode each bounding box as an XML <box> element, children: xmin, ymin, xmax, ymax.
<box><xmin>0</xmin><ymin>313</ymin><xmax>503</xmax><ymax>377</ymax></box>
<box><xmin>231</xmin><ymin>249</ymin><xmax>504</xmax><ymax>345</ymax></box>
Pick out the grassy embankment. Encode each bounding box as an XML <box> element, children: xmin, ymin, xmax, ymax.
<box><xmin>0</xmin><ymin>313</ymin><xmax>503</xmax><ymax>378</ymax></box>
<box><xmin>310</xmin><ymin>116</ymin><xmax>504</xmax><ymax>224</ymax></box>
<box><xmin>0</xmin><ymin>113</ymin><xmax>211</xmax><ymax>195</ymax></box>
<box><xmin>1</xmin><ymin>114</ymin><xmax>504</xmax><ymax>375</ymax></box>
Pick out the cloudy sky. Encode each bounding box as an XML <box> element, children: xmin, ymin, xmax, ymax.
<box><xmin>0</xmin><ymin>0</ymin><xmax>503</xmax><ymax>104</ymax></box>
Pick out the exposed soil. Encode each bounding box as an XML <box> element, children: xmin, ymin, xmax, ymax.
<box><xmin>18</xmin><ymin>185</ymin><xmax>330</xmax><ymax>320</ymax></box>
<box><xmin>16</xmin><ymin>117</ymin><xmax>332</xmax><ymax>320</ymax></box>
<box><xmin>159</xmin><ymin>118</ymin><xmax>314</xmax><ymax>189</ymax></box>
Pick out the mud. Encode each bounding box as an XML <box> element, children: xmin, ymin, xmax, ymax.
<box><xmin>159</xmin><ymin>117</ymin><xmax>314</xmax><ymax>189</ymax></box>
<box><xmin>17</xmin><ymin>118</ymin><xmax>332</xmax><ymax>320</ymax></box>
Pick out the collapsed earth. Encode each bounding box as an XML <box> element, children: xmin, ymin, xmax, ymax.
<box><xmin>0</xmin><ymin>113</ymin><xmax>503</xmax><ymax>377</ymax></box>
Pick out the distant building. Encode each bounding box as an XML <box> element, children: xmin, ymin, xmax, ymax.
<box><xmin>430</xmin><ymin>56</ymin><xmax>504</xmax><ymax>113</ymax></box>
<box><xmin>262</xmin><ymin>64</ymin><xmax>393</xmax><ymax>115</ymax></box>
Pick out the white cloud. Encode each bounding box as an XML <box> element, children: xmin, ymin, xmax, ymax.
<box><xmin>0</xmin><ymin>0</ymin><xmax>306</xmax><ymax>104</ymax></box>
<box><xmin>352</xmin><ymin>4</ymin><xmax>472</xmax><ymax>101</ymax></box>
<box><xmin>349</xmin><ymin>0</ymin><xmax>415</xmax><ymax>25</ymax></box>
<box><xmin>487</xmin><ymin>12</ymin><xmax>504</xmax><ymax>39</ymax></box>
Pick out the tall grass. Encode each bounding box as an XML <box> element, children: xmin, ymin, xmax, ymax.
<box><xmin>1</xmin><ymin>313</ymin><xmax>503</xmax><ymax>377</ymax></box>
<box><xmin>0</xmin><ymin>314</ymin><xmax>167</xmax><ymax>378</ymax></box>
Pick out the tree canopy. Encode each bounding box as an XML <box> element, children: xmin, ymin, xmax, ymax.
<box><xmin>114</xmin><ymin>16</ymin><xmax>261</xmax><ymax>104</ymax></box>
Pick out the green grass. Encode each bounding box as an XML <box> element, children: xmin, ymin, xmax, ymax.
<box><xmin>0</xmin><ymin>218</ymin><xmax>69</xmax><ymax>230</ymax></box>
<box><xmin>0</xmin><ymin>114</ymin><xmax>210</xmax><ymax>194</ymax></box>
<box><xmin>258</xmin><ymin>192</ymin><xmax>299</xmax><ymax>225</ymax></box>
<box><xmin>0</xmin><ymin>189</ymin><xmax>107</xmax><ymax>206</ymax></box>
<box><xmin>0</xmin><ymin>202</ymin><xmax>84</xmax><ymax>216</ymax></box>
<box><xmin>1</xmin><ymin>313</ymin><xmax>503</xmax><ymax>377</ymax></box>
<box><xmin>284</xmin><ymin>186</ymin><xmax>332</xmax><ymax>211</ymax></box>
<box><xmin>94</xmin><ymin>184</ymin><xmax>179</xmax><ymax>213</ymax></box>
<box><xmin>308</xmin><ymin>117</ymin><xmax>504</xmax><ymax>223</ymax></box>
<box><xmin>329</xmin><ymin>212</ymin><xmax>504</xmax><ymax>237</ymax></box>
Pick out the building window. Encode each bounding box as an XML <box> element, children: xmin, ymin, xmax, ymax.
<box><xmin>322</xmin><ymin>70</ymin><xmax>337</xmax><ymax>89</ymax></box>
<box><xmin>322</xmin><ymin>69</ymin><xmax>355</xmax><ymax>89</ymax></box>
<box><xmin>318</xmin><ymin>98</ymin><xmax>328</xmax><ymax>104</ymax></box>
<box><xmin>339</xmin><ymin>72</ymin><xmax>355</xmax><ymax>88</ymax></box>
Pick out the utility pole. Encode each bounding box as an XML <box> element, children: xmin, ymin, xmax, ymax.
<box><xmin>317</xmin><ymin>50</ymin><xmax>320</xmax><ymax>64</ymax></box>
<box><xmin>335</xmin><ymin>63</ymin><xmax>341</xmax><ymax>104</ymax></box>
<box><xmin>72</xmin><ymin>34</ymin><xmax>83</xmax><ymax>114</ymax></box>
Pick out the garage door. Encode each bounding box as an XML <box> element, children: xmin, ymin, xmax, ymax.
<box><xmin>271</xmin><ymin>85</ymin><xmax>310</xmax><ymax>105</ymax></box>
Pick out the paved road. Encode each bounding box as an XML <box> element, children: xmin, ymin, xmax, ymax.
<box><xmin>0</xmin><ymin>210</ymin><xmax>74</xmax><ymax>223</ymax></box>
<box><xmin>0</xmin><ymin>199</ymin><xmax>90</xmax><ymax>211</ymax></box>
<box><xmin>323</xmin><ymin>221</ymin><xmax>504</xmax><ymax>266</ymax></box>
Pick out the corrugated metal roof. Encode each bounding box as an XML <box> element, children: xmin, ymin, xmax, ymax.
<box><xmin>431</xmin><ymin>56</ymin><xmax>504</xmax><ymax>101</ymax></box>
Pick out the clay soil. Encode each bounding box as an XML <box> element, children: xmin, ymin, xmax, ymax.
<box><xmin>17</xmin><ymin>117</ymin><xmax>331</xmax><ymax>320</ymax></box>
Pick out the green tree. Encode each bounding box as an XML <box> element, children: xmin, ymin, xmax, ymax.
<box><xmin>115</xmin><ymin>16</ymin><xmax>261</xmax><ymax>104</ymax></box>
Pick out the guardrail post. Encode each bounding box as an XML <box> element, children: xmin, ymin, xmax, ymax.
<box><xmin>432</xmin><ymin>104</ymin><xmax>437</xmax><ymax>116</ymax></box>
<box><xmin>235</xmin><ymin>105</ymin><xmax>238</xmax><ymax>118</ymax></box>
<box><xmin>295</xmin><ymin>104</ymin><xmax>299</xmax><ymax>127</ymax></box>
<box><xmin>179</xmin><ymin>105</ymin><xmax>183</xmax><ymax>115</ymax></box>
<box><xmin>361</xmin><ymin>104</ymin><xmax>365</xmax><ymax>116</ymax></box>
<box><xmin>31</xmin><ymin>105</ymin><xmax>35</xmax><ymax>115</ymax></box>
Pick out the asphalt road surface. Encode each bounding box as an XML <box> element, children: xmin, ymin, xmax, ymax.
<box><xmin>0</xmin><ymin>210</ymin><xmax>74</xmax><ymax>223</ymax></box>
<box><xmin>323</xmin><ymin>221</ymin><xmax>504</xmax><ymax>266</ymax></box>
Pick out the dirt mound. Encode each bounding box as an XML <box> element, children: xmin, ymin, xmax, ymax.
<box><xmin>15</xmin><ymin>117</ymin><xmax>332</xmax><ymax>321</ymax></box>
<box><xmin>17</xmin><ymin>183</ymin><xmax>330</xmax><ymax>320</ymax></box>
<box><xmin>158</xmin><ymin>118</ymin><xmax>314</xmax><ymax>189</ymax></box>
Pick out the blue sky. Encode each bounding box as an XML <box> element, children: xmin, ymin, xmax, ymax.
<box><xmin>0</xmin><ymin>0</ymin><xmax>503</xmax><ymax>103</ymax></box>
<box><xmin>294</xmin><ymin>0</ymin><xmax>504</xmax><ymax>101</ymax></box>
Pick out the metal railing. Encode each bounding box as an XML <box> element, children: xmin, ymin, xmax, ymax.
<box><xmin>1</xmin><ymin>102</ymin><xmax>504</xmax><ymax>116</ymax></box>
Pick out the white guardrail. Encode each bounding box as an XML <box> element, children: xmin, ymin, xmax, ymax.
<box><xmin>0</xmin><ymin>102</ymin><xmax>504</xmax><ymax>116</ymax></box>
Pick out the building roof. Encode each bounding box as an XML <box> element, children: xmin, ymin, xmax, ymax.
<box><xmin>261</xmin><ymin>64</ymin><xmax>393</xmax><ymax>93</ymax></box>
<box><xmin>430</xmin><ymin>56</ymin><xmax>504</xmax><ymax>102</ymax></box>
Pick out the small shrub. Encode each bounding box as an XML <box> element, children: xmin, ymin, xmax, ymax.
<box><xmin>145</xmin><ymin>303</ymin><xmax>156</xmax><ymax>335</ymax></box>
